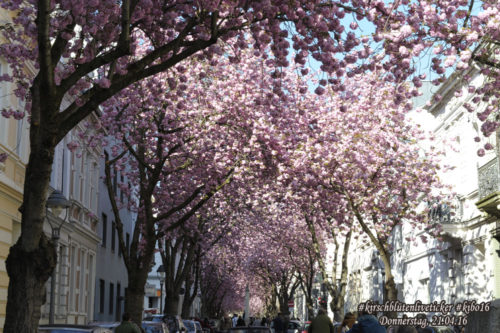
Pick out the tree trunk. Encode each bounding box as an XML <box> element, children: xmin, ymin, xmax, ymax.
<box><xmin>331</xmin><ymin>230</ymin><xmax>352</xmax><ymax>322</ymax></box>
<box><xmin>4</xmin><ymin>235</ymin><xmax>56</xmax><ymax>333</ymax></box>
<box><xmin>181</xmin><ymin>278</ymin><xmax>194</xmax><ymax>318</ymax></box>
<box><xmin>4</xmin><ymin>133</ymin><xmax>58</xmax><ymax>333</ymax></box>
<box><xmin>385</xmin><ymin>274</ymin><xmax>398</xmax><ymax>301</ymax></box>
<box><xmin>126</xmin><ymin>270</ymin><xmax>149</xmax><ymax>326</ymax></box>
<box><xmin>164</xmin><ymin>292</ymin><xmax>180</xmax><ymax>315</ymax></box>
<box><xmin>181</xmin><ymin>298</ymin><xmax>191</xmax><ymax>318</ymax></box>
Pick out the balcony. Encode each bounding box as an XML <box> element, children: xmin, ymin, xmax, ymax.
<box><xmin>476</xmin><ymin>157</ymin><xmax>500</xmax><ymax>217</ymax></box>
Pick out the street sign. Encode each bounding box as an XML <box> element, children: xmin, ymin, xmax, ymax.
<box><xmin>288</xmin><ymin>300</ymin><xmax>294</xmax><ymax>308</ymax></box>
<box><xmin>145</xmin><ymin>283</ymin><xmax>156</xmax><ymax>296</ymax></box>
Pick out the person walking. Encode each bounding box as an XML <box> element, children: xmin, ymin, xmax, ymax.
<box><xmin>346</xmin><ymin>310</ymin><xmax>386</xmax><ymax>333</ymax></box>
<box><xmin>232</xmin><ymin>314</ymin><xmax>239</xmax><ymax>328</ymax></box>
<box><xmin>115</xmin><ymin>313</ymin><xmax>141</xmax><ymax>333</ymax></box>
<box><xmin>272</xmin><ymin>313</ymin><xmax>286</xmax><ymax>333</ymax></box>
<box><xmin>333</xmin><ymin>313</ymin><xmax>356</xmax><ymax>333</ymax></box>
<box><xmin>307</xmin><ymin>308</ymin><xmax>335</xmax><ymax>333</ymax></box>
<box><xmin>261</xmin><ymin>317</ymin><xmax>268</xmax><ymax>327</ymax></box>
<box><xmin>237</xmin><ymin>316</ymin><xmax>246</xmax><ymax>327</ymax></box>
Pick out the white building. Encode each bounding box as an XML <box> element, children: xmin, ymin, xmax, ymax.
<box><xmin>344</xmin><ymin>68</ymin><xmax>500</xmax><ymax>318</ymax></box>
<box><xmin>40</xmin><ymin>114</ymin><xmax>102</xmax><ymax>325</ymax></box>
<box><xmin>144</xmin><ymin>251</ymin><xmax>202</xmax><ymax>318</ymax></box>
<box><xmin>93</xmin><ymin>143</ymin><xmax>136</xmax><ymax>322</ymax></box>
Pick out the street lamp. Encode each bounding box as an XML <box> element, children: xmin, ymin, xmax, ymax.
<box><xmin>373</xmin><ymin>251</ymin><xmax>385</xmax><ymax>303</ymax></box>
<box><xmin>46</xmin><ymin>189</ymin><xmax>71</xmax><ymax>325</ymax></box>
<box><xmin>244</xmin><ymin>284</ymin><xmax>250</xmax><ymax>324</ymax></box>
<box><xmin>157</xmin><ymin>265</ymin><xmax>166</xmax><ymax>314</ymax></box>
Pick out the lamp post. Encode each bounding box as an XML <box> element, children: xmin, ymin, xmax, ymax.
<box><xmin>46</xmin><ymin>189</ymin><xmax>71</xmax><ymax>325</ymax></box>
<box><xmin>244</xmin><ymin>284</ymin><xmax>250</xmax><ymax>325</ymax></box>
<box><xmin>374</xmin><ymin>251</ymin><xmax>385</xmax><ymax>303</ymax></box>
<box><xmin>157</xmin><ymin>265</ymin><xmax>166</xmax><ymax>314</ymax></box>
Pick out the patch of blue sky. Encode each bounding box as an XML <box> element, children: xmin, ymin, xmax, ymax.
<box><xmin>280</xmin><ymin>0</ymin><xmax>483</xmax><ymax>96</ymax></box>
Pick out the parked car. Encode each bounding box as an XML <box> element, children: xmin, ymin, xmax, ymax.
<box><xmin>270</xmin><ymin>320</ymin><xmax>301</xmax><ymax>333</ymax></box>
<box><xmin>39</xmin><ymin>324</ymin><xmax>113</xmax><ymax>333</ymax></box>
<box><xmin>299</xmin><ymin>321</ymin><xmax>311</xmax><ymax>333</ymax></box>
<box><xmin>87</xmin><ymin>322</ymin><xmax>120</xmax><ymax>332</ymax></box>
<box><xmin>194</xmin><ymin>321</ymin><xmax>203</xmax><ymax>333</ymax></box>
<box><xmin>143</xmin><ymin>321</ymin><xmax>169</xmax><ymax>333</ymax></box>
<box><xmin>228</xmin><ymin>327</ymin><xmax>272</xmax><ymax>333</ymax></box>
<box><xmin>143</xmin><ymin>314</ymin><xmax>165</xmax><ymax>322</ymax></box>
<box><xmin>91</xmin><ymin>321</ymin><xmax>169</xmax><ymax>333</ymax></box>
<box><xmin>184</xmin><ymin>320</ymin><xmax>198</xmax><ymax>333</ymax></box>
<box><xmin>287</xmin><ymin>321</ymin><xmax>301</xmax><ymax>333</ymax></box>
<box><xmin>163</xmin><ymin>314</ymin><xmax>187</xmax><ymax>333</ymax></box>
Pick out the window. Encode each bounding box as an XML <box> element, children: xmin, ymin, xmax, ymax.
<box><xmin>70</xmin><ymin>151</ymin><xmax>75</xmax><ymax>199</ymax></box>
<box><xmin>75</xmin><ymin>248</ymin><xmax>81</xmax><ymax>312</ymax></box>
<box><xmin>118</xmin><ymin>231</ymin><xmax>122</xmax><ymax>257</ymax></box>
<box><xmin>113</xmin><ymin>169</ymin><xmax>118</xmax><ymax>195</ymax></box>
<box><xmin>99</xmin><ymin>279</ymin><xmax>105</xmax><ymax>313</ymax></box>
<box><xmin>120</xmin><ymin>175</ymin><xmax>124</xmax><ymax>203</ymax></box>
<box><xmin>89</xmin><ymin>160</ymin><xmax>97</xmax><ymax>210</ymax></box>
<box><xmin>0</xmin><ymin>62</ymin><xmax>8</xmax><ymax>145</ymax></box>
<box><xmin>126</xmin><ymin>233</ymin><xmax>130</xmax><ymax>256</ymax></box>
<box><xmin>69</xmin><ymin>246</ymin><xmax>76</xmax><ymax>311</ymax></box>
<box><xmin>79</xmin><ymin>153</ymin><xmax>85</xmax><ymax>202</ymax></box>
<box><xmin>101</xmin><ymin>214</ymin><xmax>107</xmax><ymax>247</ymax></box>
<box><xmin>84</xmin><ymin>253</ymin><xmax>90</xmax><ymax>312</ymax></box>
<box><xmin>109</xmin><ymin>282</ymin><xmax>114</xmax><ymax>315</ymax></box>
<box><xmin>111</xmin><ymin>221</ymin><xmax>116</xmax><ymax>253</ymax></box>
<box><xmin>116</xmin><ymin>283</ymin><xmax>121</xmax><ymax>321</ymax></box>
<box><xmin>15</xmin><ymin>113</ymin><xmax>25</xmax><ymax>158</ymax></box>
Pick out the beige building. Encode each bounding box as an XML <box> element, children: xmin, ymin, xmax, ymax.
<box><xmin>0</xmin><ymin>53</ymin><xmax>31</xmax><ymax>331</ymax></box>
<box><xmin>0</xmin><ymin>8</ymin><xmax>102</xmax><ymax>326</ymax></box>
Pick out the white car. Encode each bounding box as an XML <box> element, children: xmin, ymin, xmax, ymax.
<box><xmin>39</xmin><ymin>325</ymin><xmax>113</xmax><ymax>333</ymax></box>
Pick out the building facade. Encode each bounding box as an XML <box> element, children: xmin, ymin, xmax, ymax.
<box><xmin>343</xmin><ymin>68</ymin><xmax>500</xmax><ymax>319</ymax></box>
<box><xmin>38</xmin><ymin>116</ymin><xmax>103</xmax><ymax>325</ymax></box>
<box><xmin>0</xmin><ymin>55</ymin><xmax>30</xmax><ymax>331</ymax></box>
<box><xmin>94</xmin><ymin>146</ymin><xmax>136</xmax><ymax>322</ymax></box>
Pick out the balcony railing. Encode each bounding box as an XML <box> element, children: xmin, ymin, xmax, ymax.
<box><xmin>476</xmin><ymin>157</ymin><xmax>500</xmax><ymax>217</ymax></box>
<box><xmin>428</xmin><ymin>202</ymin><xmax>453</xmax><ymax>223</ymax></box>
<box><xmin>478</xmin><ymin>157</ymin><xmax>500</xmax><ymax>199</ymax></box>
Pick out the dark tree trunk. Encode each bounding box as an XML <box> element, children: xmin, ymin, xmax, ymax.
<box><xmin>125</xmin><ymin>272</ymin><xmax>148</xmax><ymax>326</ymax></box>
<box><xmin>5</xmin><ymin>235</ymin><xmax>55</xmax><ymax>333</ymax></box>
<box><xmin>181</xmin><ymin>277</ymin><xmax>194</xmax><ymax>318</ymax></box>
<box><xmin>164</xmin><ymin>292</ymin><xmax>180</xmax><ymax>315</ymax></box>
<box><xmin>4</xmin><ymin>128</ymin><xmax>58</xmax><ymax>333</ymax></box>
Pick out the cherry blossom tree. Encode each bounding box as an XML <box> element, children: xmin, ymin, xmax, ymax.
<box><xmin>2</xmin><ymin>0</ymin><xmax>491</xmax><ymax>329</ymax></box>
<box><xmin>99</xmin><ymin>44</ymin><xmax>326</xmax><ymax>323</ymax></box>
<box><xmin>291</xmin><ymin>74</ymin><xmax>449</xmax><ymax>305</ymax></box>
<box><xmin>1</xmin><ymin>0</ymin><xmax>397</xmax><ymax>329</ymax></box>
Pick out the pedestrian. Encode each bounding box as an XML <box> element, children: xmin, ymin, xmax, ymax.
<box><xmin>232</xmin><ymin>314</ymin><xmax>239</xmax><ymax>328</ymax></box>
<box><xmin>333</xmin><ymin>313</ymin><xmax>356</xmax><ymax>333</ymax></box>
<box><xmin>237</xmin><ymin>316</ymin><xmax>246</xmax><ymax>327</ymax></box>
<box><xmin>307</xmin><ymin>308</ymin><xmax>335</xmax><ymax>333</ymax></box>
<box><xmin>261</xmin><ymin>317</ymin><xmax>268</xmax><ymax>327</ymax></box>
<box><xmin>115</xmin><ymin>312</ymin><xmax>141</xmax><ymax>333</ymax></box>
<box><xmin>272</xmin><ymin>313</ymin><xmax>285</xmax><ymax>333</ymax></box>
<box><xmin>397</xmin><ymin>326</ymin><xmax>418</xmax><ymax>333</ymax></box>
<box><xmin>346</xmin><ymin>310</ymin><xmax>386</xmax><ymax>333</ymax></box>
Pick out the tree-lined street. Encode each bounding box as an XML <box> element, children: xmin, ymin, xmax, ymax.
<box><xmin>0</xmin><ymin>1</ymin><xmax>499</xmax><ymax>332</ymax></box>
